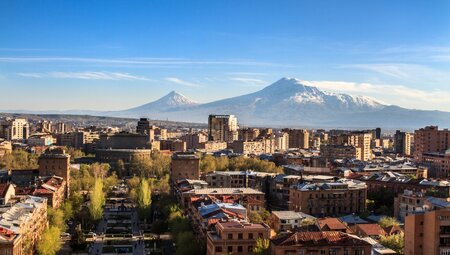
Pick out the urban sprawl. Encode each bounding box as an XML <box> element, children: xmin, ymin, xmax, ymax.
<box><xmin>0</xmin><ymin>114</ymin><xmax>449</xmax><ymax>255</ymax></box>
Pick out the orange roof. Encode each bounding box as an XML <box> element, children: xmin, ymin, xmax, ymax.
<box><xmin>356</xmin><ymin>224</ymin><xmax>387</xmax><ymax>236</ymax></box>
<box><xmin>317</xmin><ymin>218</ymin><xmax>348</xmax><ymax>231</ymax></box>
<box><xmin>272</xmin><ymin>231</ymin><xmax>370</xmax><ymax>247</ymax></box>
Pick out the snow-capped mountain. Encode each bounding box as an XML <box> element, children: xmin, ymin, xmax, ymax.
<box><xmin>108</xmin><ymin>91</ymin><xmax>198</xmax><ymax>117</ymax></box>
<box><xmin>107</xmin><ymin>77</ymin><xmax>450</xmax><ymax>128</ymax></box>
<box><xmin>15</xmin><ymin>77</ymin><xmax>450</xmax><ymax>128</ymax></box>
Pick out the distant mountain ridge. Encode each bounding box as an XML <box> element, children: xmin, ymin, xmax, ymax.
<box><xmin>4</xmin><ymin>78</ymin><xmax>450</xmax><ymax>129</ymax></box>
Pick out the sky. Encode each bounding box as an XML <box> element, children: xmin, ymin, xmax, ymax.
<box><xmin>0</xmin><ymin>0</ymin><xmax>449</xmax><ymax>111</ymax></box>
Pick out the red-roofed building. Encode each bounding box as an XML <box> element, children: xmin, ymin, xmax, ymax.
<box><xmin>0</xmin><ymin>226</ymin><xmax>22</xmax><ymax>255</ymax></box>
<box><xmin>270</xmin><ymin>230</ymin><xmax>372</xmax><ymax>255</ymax></box>
<box><xmin>317</xmin><ymin>218</ymin><xmax>352</xmax><ymax>233</ymax></box>
<box><xmin>15</xmin><ymin>176</ymin><xmax>66</xmax><ymax>208</ymax></box>
<box><xmin>206</xmin><ymin>220</ymin><xmax>271</xmax><ymax>255</ymax></box>
<box><xmin>353</xmin><ymin>223</ymin><xmax>387</xmax><ymax>239</ymax></box>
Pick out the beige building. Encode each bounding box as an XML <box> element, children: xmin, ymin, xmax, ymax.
<box><xmin>321</xmin><ymin>144</ymin><xmax>360</xmax><ymax>160</ymax></box>
<box><xmin>331</xmin><ymin>131</ymin><xmax>372</xmax><ymax>161</ymax></box>
<box><xmin>197</xmin><ymin>141</ymin><xmax>227</xmax><ymax>153</ymax></box>
<box><xmin>230</xmin><ymin>138</ymin><xmax>275</xmax><ymax>155</ymax></box>
<box><xmin>0</xmin><ymin>118</ymin><xmax>29</xmax><ymax>140</ymax></box>
<box><xmin>208</xmin><ymin>115</ymin><xmax>239</xmax><ymax>142</ymax></box>
<box><xmin>274</xmin><ymin>132</ymin><xmax>289</xmax><ymax>152</ymax></box>
<box><xmin>0</xmin><ymin>196</ymin><xmax>48</xmax><ymax>254</ymax></box>
<box><xmin>284</xmin><ymin>129</ymin><xmax>309</xmax><ymax>149</ymax></box>
<box><xmin>206</xmin><ymin>221</ymin><xmax>271</xmax><ymax>255</ymax></box>
<box><xmin>239</xmin><ymin>128</ymin><xmax>260</xmax><ymax>141</ymax></box>
<box><xmin>405</xmin><ymin>208</ymin><xmax>450</xmax><ymax>255</ymax></box>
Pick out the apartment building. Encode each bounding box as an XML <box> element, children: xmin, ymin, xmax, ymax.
<box><xmin>414</xmin><ymin>126</ymin><xmax>450</xmax><ymax>162</ymax></box>
<box><xmin>0</xmin><ymin>196</ymin><xmax>48</xmax><ymax>254</ymax></box>
<box><xmin>331</xmin><ymin>131</ymin><xmax>372</xmax><ymax>161</ymax></box>
<box><xmin>321</xmin><ymin>144</ymin><xmax>360</xmax><ymax>161</ymax></box>
<box><xmin>0</xmin><ymin>118</ymin><xmax>29</xmax><ymax>140</ymax></box>
<box><xmin>289</xmin><ymin>179</ymin><xmax>367</xmax><ymax>217</ymax></box>
<box><xmin>405</xmin><ymin>208</ymin><xmax>450</xmax><ymax>255</ymax></box>
<box><xmin>203</xmin><ymin>171</ymin><xmax>274</xmax><ymax>191</ymax></box>
<box><xmin>206</xmin><ymin>220</ymin><xmax>271</xmax><ymax>255</ymax></box>
<box><xmin>394</xmin><ymin>130</ymin><xmax>412</xmax><ymax>156</ymax></box>
<box><xmin>283</xmin><ymin>129</ymin><xmax>309</xmax><ymax>149</ymax></box>
<box><xmin>208</xmin><ymin>115</ymin><xmax>239</xmax><ymax>142</ymax></box>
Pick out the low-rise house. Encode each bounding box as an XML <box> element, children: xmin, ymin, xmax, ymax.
<box><xmin>317</xmin><ymin>217</ymin><xmax>352</xmax><ymax>233</ymax></box>
<box><xmin>0</xmin><ymin>184</ymin><xmax>15</xmax><ymax>205</ymax></box>
<box><xmin>269</xmin><ymin>211</ymin><xmax>315</xmax><ymax>233</ymax></box>
<box><xmin>361</xmin><ymin>237</ymin><xmax>397</xmax><ymax>255</ymax></box>
<box><xmin>270</xmin><ymin>230</ymin><xmax>372</xmax><ymax>255</ymax></box>
<box><xmin>353</xmin><ymin>224</ymin><xmax>387</xmax><ymax>239</ymax></box>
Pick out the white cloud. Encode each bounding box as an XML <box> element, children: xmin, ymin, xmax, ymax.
<box><xmin>165</xmin><ymin>77</ymin><xmax>202</xmax><ymax>88</ymax></box>
<box><xmin>0</xmin><ymin>57</ymin><xmax>288</xmax><ymax>67</ymax></box>
<box><xmin>230</xmin><ymin>77</ymin><xmax>267</xmax><ymax>86</ymax></box>
<box><xmin>303</xmin><ymin>80</ymin><xmax>450</xmax><ymax>111</ymax></box>
<box><xmin>17</xmin><ymin>71</ymin><xmax>149</xmax><ymax>81</ymax></box>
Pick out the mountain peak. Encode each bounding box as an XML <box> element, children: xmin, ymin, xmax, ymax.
<box><xmin>157</xmin><ymin>90</ymin><xmax>197</xmax><ymax>106</ymax></box>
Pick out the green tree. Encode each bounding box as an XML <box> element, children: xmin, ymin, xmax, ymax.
<box><xmin>379</xmin><ymin>233</ymin><xmax>404</xmax><ymax>255</ymax></box>
<box><xmin>70</xmin><ymin>225</ymin><xmax>87</xmax><ymax>253</ymax></box>
<box><xmin>379</xmin><ymin>216</ymin><xmax>400</xmax><ymax>228</ymax></box>
<box><xmin>37</xmin><ymin>226</ymin><xmax>62</xmax><ymax>255</ymax></box>
<box><xmin>88</xmin><ymin>178</ymin><xmax>105</xmax><ymax>221</ymax></box>
<box><xmin>115</xmin><ymin>159</ymin><xmax>126</xmax><ymax>177</ymax></box>
<box><xmin>136</xmin><ymin>178</ymin><xmax>152</xmax><ymax>220</ymax></box>
<box><xmin>175</xmin><ymin>231</ymin><xmax>200</xmax><ymax>255</ymax></box>
<box><xmin>253</xmin><ymin>238</ymin><xmax>270</xmax><ymax>255</ymax></box>
<box><xmin>0</xmin><ymin>149</ymin><xmax>38</xmax><ymax>169</ymax></box>
<box><xmin>48</xmin><ymin>207</ymin><xmax>67</xmax><ymax>232</ymax></box>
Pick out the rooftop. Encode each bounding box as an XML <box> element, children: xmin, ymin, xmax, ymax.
<box><xmin>185</xmin><ymin>187</ymin><xmax>264</xmax><ymax>195</ymax></box>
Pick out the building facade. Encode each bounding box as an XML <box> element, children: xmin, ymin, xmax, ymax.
<box><xmin>208</xmin><ymin>115</ymin><xmax>239</xmax><ymax>142</ymax></box>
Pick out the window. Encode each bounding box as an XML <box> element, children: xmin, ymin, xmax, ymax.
<box><xmin>249</xmin><ymin>233</ymin><xmax>254</xmax><ymax>239</ymax></box>
<box><xmin>228</xmin><ymin>246</ymin><xmax>233</xmax><ymax>253</ymax></box>
<box><xmin>320</xmin><ymin>250</ymin><xmax>326</xmax><ymax>254</ymax></box>
<box><xmin>248</xmin><ymin>246</ymin><xmax>253</xmax><ymax>252</ymax></box>
<box><xmin>228</xmin><ymin>233</ymin><xmax>233</xmax><ymax>240</ymax></box>
<box><xmin>354</xmin><ymin>250</ymin><xmax>363</xmax><ymax>255</ymax></box>
<box><xmin>238</xmin><ymin>233</ymin><xmax>243</xmax><ymax>240</ymax></box>
<box><xmin>215</xmin><ymin>247</ymin><xmax>222</xmax><ymax>252</ymax></box>
<box><xmin>238</xmin><ymin>246</ymin><xmax>243</xmax><ymax>252</ymax></box>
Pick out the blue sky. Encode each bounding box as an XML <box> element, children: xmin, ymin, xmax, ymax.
<box><xmin>0</xmin><ymin>0</ymin><xmax>449</xmax><ymax>111</ymax></box>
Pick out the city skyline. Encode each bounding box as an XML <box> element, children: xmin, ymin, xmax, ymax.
<box><xmin>1</xmin><ymin>1</ymin><xmax>450</xmax><ymax>112</ymax></box>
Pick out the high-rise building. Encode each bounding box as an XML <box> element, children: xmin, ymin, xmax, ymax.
<box><xmin>0</xmin><ymin>118</ymin><xmax>30</xmax><ymax>140</ymax></box>
<box><xmin>414</xmin><ymin>126</ymin><xmax>450</xmax><ymax>162</ymax></box>
<box><xmin>208</xmin><ymin>115</ymin><xmax>239</xmax><ymax>142</ymax></box>
<box><xmin>283</xmin><ymin>129</ymin><xmax>309</xmax><ymax>149</ymax></box>
<box><xmin>394</xmin><ymin>130</ymin><xmax>412</xmax><ymax>156</ymax></box>
<box><xmin>136</xmin><ymin>118</ymin><xmax>156</xmax><ymax>142</ymax></box>
<box><xmin>54</xmin><ymin>122</ymin><xmax>66</xmax><ymax>134</ymax></box>
<box><xmin>331</xmin><ymin>131</ymin><xmax>372</xmax><ymax>161</ymax></box>
<box><xmin>375</xmin><ymin>127</ymin><xmax>382</xmax><ymax>139</ymax></box>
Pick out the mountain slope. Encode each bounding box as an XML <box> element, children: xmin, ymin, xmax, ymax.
<box><xmin>108</xmin><ymin>77</ymin><xmax>450</xmax><ymax>128</ymax></box>
<box><xmin>107</xmin><ymin>91</ymin><xmax>198</xmax><ymax>117</ymax></box>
